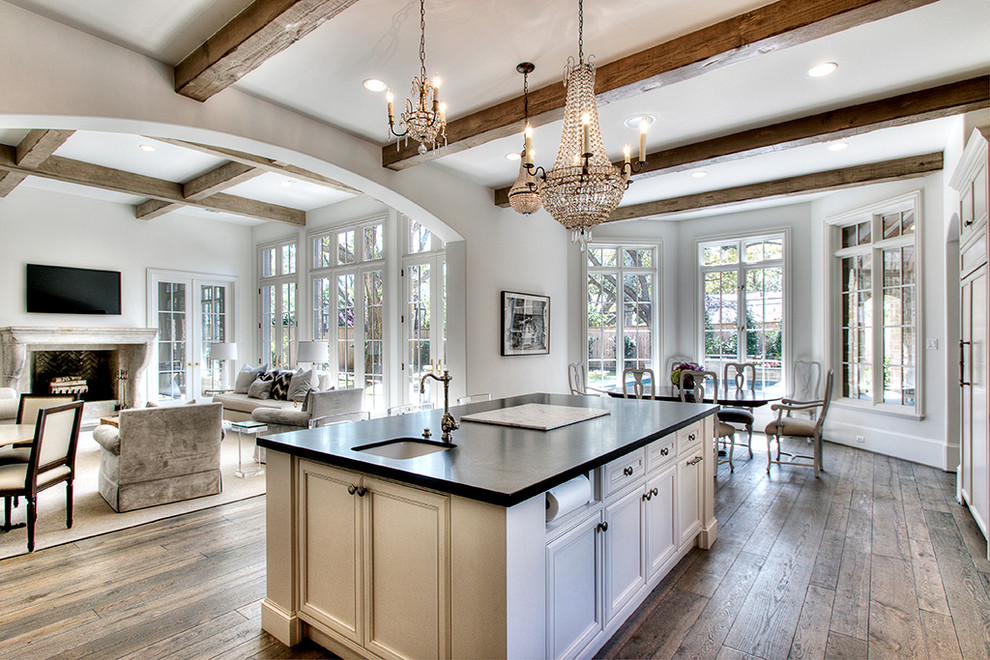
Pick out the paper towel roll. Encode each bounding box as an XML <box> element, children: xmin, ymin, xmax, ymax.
<box><xmin>546</xmin><ymin>475</ymin><xmax>592</xmax><ymax>522</ymax></box>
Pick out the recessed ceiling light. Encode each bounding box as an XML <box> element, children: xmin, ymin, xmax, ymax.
<box><xmin>807</xmin><ymin>61</ymin><xmax>838</xmax><ymax>78</ymax></box>
<box><xmin>363</xmin><ymin>78</ymin><xmax>387</xmax><ymax>92</ymax></box>
<box><xmin>827</xmin><ymin>142</ymin><xmax>848</xmax><ymax>151</ymax></box>
<box><xmin>691</xmin><ymin>171</ymin><xmax>708</xmax><ymax>178</ymax></box>
<box><xmin>757</xmin><ymin>45</ymin><xmax>777</xmax><ymax>54</ymax></box>
<box><xmin>505</xmin><ymin>152</ymin><xmax>521</xmax><ymax>161</ymax></box>
<box><xmin>280</xmin><ymin>180</ymin><xmax>294</xmax><ymax>187</ymax></box>
<box><xmin>624</xmin><ymin>114</ymin><xmax>656</xmax><ymax>130</ymax></box>
<box><xmin>139</xmin><ymin>144</ymin><xmax>156</xmax><ymax>152</ymax></box>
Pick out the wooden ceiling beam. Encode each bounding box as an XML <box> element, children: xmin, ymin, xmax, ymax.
<box><xmin>384</xmin><ymin>0</ymin><xmax>939</xmax><ymax>170</ymax></box>
<box><xmin>149</xmin><ymin>137</ymin><xmax>361</xmax><ymax>195</ymax></box>
<box><xmin>0</xmin><ymin>129</ymin><xmax>74</xmax><ymax>197</ymax></box>
<box><xmin>0</xmin><ymin>144</ymin><xmax>304</xmax><ymax>226</ymax></box>
<box><xmin>494</xmin><ymin>75</ymin><xmax>988</xmax><ymax>207</ymax></box>
<box><xmin>175</xmin><ymin>0</ymin><xmax>361</xmax><ymax>102</ymax></box>
<box><xmin>605</xmin><ymin>152</ymin><xmax>943</xmax><ymax>222</ymax></box>
<box><xmin>137</xmin><ymin>161</ymin><xmax>264</xmax><ymax>219</ymax></box>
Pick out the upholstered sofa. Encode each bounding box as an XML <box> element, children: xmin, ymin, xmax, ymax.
<box><xmin>251</xmin><ymin>388</ymin><xmax>366</xmax><ymax>434</ymax></box>
<box><xmin>93</xmin><ymin>402</ymin><xmax>223</xmax><ymax>512</ymax></box>
<box><xmin>212</xmin><ymin>391</ymin><xmax>297</xmax><ymax>422</ymax></box>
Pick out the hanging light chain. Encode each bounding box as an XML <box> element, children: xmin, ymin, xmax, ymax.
<box><xmin>419</xmin><ymin>0</ymin><xmax>427</xmax><ymax>80</ymax></box>
<box><xmin>523</xmin><ymin>68</ymin><xmax>530</xmax><ymax>121</ymax></box>
<box><xmin>578</xmin><ymin>0</ymin><xmax>584</xmax><ymax>63</ymax></box>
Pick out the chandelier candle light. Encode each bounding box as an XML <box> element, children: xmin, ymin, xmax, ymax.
<box><xmin>525</xmin><ymin>0</ymin><xmax>648</xmax><ymax>249</ymax></box>
<box><xmin>508</xmin><ymin>62</ymin><xmax>542</xmax><ymax>215</ymax></box>
<box><xmin>386</xmin><ymin>0</ymin><xmax>447</xmax><ymax>155</ymax></box>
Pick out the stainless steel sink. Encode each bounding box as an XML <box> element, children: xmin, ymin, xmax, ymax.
<box><xmin>352</xmin><ymin>438</ymin><xmax>456</xmax><ymax>459</ymax></box>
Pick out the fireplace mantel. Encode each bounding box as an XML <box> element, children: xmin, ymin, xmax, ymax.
<box><xmin>0</xmin><ymin>327</ymin><xmax>158</xmax><ymax>407</ymax></box>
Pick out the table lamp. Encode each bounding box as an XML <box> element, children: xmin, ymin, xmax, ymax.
<box><xmin>210</xmin><ymin>342</ymin><xmax>238</xmax><ymax>389</ymax></box>
<box><xmin>297</xmin><ymin>340</ymin><xmax>329</xmax><ymax>389</ymax></box>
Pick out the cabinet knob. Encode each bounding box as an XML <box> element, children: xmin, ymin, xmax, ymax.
<box><xmin>689</xmin><ymin>433</ymin><xmax>696</xmax><ymax>442</ymax></box>
<box><xmin>623</xmin><ymin>466</ymin><xmax>634</xmax><ymax>476</ymax></box>
<box><xmin>347</xmin><ymin>484</ymin><xmax>357</xmax><ymax>495</ymax></box>
<box><xmin>652</xmin><ymin>487</ymin><xmax>659</xmax><ymax>497</ymax></box>
<box><xmin>642</xmin><ymin>492</ymin><xmax>652</xmax><ymax>502</ymax></box>
<box><xmin>687</xmin><ymin>456</ymin><xmax>703</xmax><ymax>466</ymax></box>
<box><xmin>660</xmin><ymin>447</ymin><xmax>669</xmax><ymax>456</ymax></box>
<box><xmin>597</xmin><ymin>521</ymin><xmax>608</xmax><ymax>533</ymax></box>
<box><xmin>355</xmin><ymin>486</ymin><xmax>368</xmax><ymax>497</ymax></box>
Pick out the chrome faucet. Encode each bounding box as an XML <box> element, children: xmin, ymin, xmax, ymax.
<box><xmin>420</xmin><ymin>369</ymin><xmax>458</xmax><ymax>443</ymax></box>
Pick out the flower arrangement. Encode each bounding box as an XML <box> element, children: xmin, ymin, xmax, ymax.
<box><xmin>670</xmin><ymin>362</ymin><xmax>704</xmax><ymax>389</ymax></box>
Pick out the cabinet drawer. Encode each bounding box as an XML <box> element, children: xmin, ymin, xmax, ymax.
<box><xmin>646</xmin><ymin>436</ymin><xmax>676</xmax><ymax>474</ymax></box>
<box><xmin>676</xmin><ymin>423</ymin><xmax>702</xmax><ymax>456</ymax></box>
<box><xmin>604</xmin><ymin>448</ymin><xmax>645</xmax><ymax>498</ymax></box>
<box><xmin>962</xmin><ymin>235</ymin><xmax>987</xmax><ymax>278</ymax></box>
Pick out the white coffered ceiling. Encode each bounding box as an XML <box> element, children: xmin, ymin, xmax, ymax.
<box><xmin>1</xmin><ymin>0</ymin><xmax>988</xmax><ymax>224</ymax></box>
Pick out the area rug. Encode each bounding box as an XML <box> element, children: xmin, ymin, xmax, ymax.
<box><xmin>0</xmin><ymin>427</ymin><xmax>267</xmax><ymax>559</ymax></box>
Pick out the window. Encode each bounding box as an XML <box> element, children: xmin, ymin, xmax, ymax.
<box><xmin>260</xmin><ymin>240</ymin><xmax>298</xmax><ymax>369</ymax></box>
<box><xmin>312</xmin><ymin>219</ymin><xmax>387</xmax><ymax>413</ymax></box>
<box><xmin>403</xmin><ymin>218</ymin><xmax>446</xmax><ymax>406</ymax></box>
<box><xmin>830</xmin><ymin>193</ymin><xmax>919</xmax><ymax>412</ymax></box>
<box><xmin>585</xmin><ymin>244</ymin><xmax>658</xmax><ymax>389</ymax></box>
<box><xmin>699</xmin><ymin>234</ymin><xmax>784</xmax><ymax>388</ymax></box>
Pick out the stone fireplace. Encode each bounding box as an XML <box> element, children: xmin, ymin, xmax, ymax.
<box><xmin>0</xmin><ymin>327</ymin><xmax>158</xmax><ymax>412</ymax></box>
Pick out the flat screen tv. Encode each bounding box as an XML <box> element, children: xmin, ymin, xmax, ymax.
<box><xmin>26</xmin><ymin>264</ymin><xmax>121</xmax><ymax>315</ymax></box>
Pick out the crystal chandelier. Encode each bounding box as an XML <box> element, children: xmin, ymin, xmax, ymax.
<box><xmin>386</xmin><ymin>0</ymin><xmax>447</xmax><ymax>155</ymax></box>
<box><xmin>508</xmin><ymin>62</ymin><xmax>542</xmax><ymax>215</ymax></box>
<box><xmin>525</xmin><ymin>0</ymin><xmax>647</xmax><ymax>249</ymax></box>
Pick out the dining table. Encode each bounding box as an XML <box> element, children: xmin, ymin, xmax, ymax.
<box><xmin>603</xmin><ymin>383</ymin><xmax>786</xmax><ymax>408</ymax></box>
<box><xmin>0</xmin><ymin>424</ymin><xmax>35</xmax><ymax>448</ymax></box>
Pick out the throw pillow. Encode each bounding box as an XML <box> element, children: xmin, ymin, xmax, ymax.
<box><xmin>271</xmin><ymin>370</ymin><xmax>294</xmax><ymax>401</ymax></box>
<box><xmin>234</xmin><ymin>363</ymin><xmax>268</xmax><ymax>394</ymax></box>
<box><xmin>287</xmin><ymin>368</ymin><xmax>313</xmax><ymax>401</ymax></box>
<box><xmin>247</xmin><ymin>376</ymin><xmax>274</xmax><ymax>400</ymax></box>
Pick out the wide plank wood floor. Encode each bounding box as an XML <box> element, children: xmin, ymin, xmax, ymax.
<box><xmin>1</xmin><ymin>436</ymin><xmax>988</xmax><ymax>659</ymax></box>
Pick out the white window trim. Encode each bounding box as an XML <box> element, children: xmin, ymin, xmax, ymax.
<box><xmin>581</xmin><ymin>240</ymin><xmax>663</xmax><ymax>383</ymax></box>
<box><xmin>825</xmin><ymin>190</ymin><xmax>924</xmax><ymax>419</ymax></box>
<box><xmin>692</xmin><ymin>228</ymin><xmax>791</xmax><ymax>389</ymax></box>
<box><xmin>257</xmin><ymin>237</ymin><xmax>300</xmax><ymax>370</ymax></box>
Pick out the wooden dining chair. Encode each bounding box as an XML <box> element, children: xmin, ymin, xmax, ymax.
<box><xmin>0</xmin><ymin>400</ymin><xmax>84</xmax><ymax>552</ymax></box>
<box><xmin>718</xmin><ymin>363</ymin><xmax>757</xmax><ymax>459</ymax></box>
<box><xmin>622</xmin><ymin>367</ymin><xmax>654</xmax><ymax>399</ymax></box>
<box><xmin>10</xmin><ymin>394</ymin><xmax>78</xmax><ymax>449</ymax></box>
<box><xmin>679</xmin><ymin>369</ymin><xmax>738</xmax><ymax>473</ymax></box>
<box><xmin>765</xmin><ymin>369</ymin><xmax>834</xmax><ymax>478</ymax></box>
<box><xmin>387</xmin><ymin>402</ymin><xmax>433</xmax><ymax>415</ymax></box>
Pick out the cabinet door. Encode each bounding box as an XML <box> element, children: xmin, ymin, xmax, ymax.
<box><xmin>645</xmin><ymin>464</ymin><xmax>677</xmax><ymax>580</ymax></box>
<box><xmin>971</xmin><ymin>269</ymin><xmax>989</xmax><ymax>536</ymax></box>
<box><xmin>298</xmin><ymin>462</ymin><xmax>363</xmax><ymax>645</ymax></box>
<box><xmin>364</xmin><ymin>476</ymin><xmax>449</xmax><ymax>660</ymax></box>
<box><xmin>604</xmin><ymin>486</ymin><xmax>646</xmax><ymax>624</ymax></box>
<box><xmin>677</xmin><ymin>451</ymin><xmax>704</xmax><ymax>548</ymax></box>
<box><xmin>546</xmin><ymin>513</ymin><xmax>603</xmax><ymax>660</ymax></box>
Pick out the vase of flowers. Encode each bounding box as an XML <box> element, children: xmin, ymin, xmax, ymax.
<box><xmin>670</xmin><ymin>362</ymin><xmax>704</xmax><ymax>390</ymax></box>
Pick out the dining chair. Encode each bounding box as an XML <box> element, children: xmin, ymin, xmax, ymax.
<box><xmin>679</xmin><ymin>369</ymin><xmax>738</xmax><ymax>473</ymax></box>
<box><xmin>456</xmin><ymin>393</ymin><xmax>492</xmax><ymax>405</ymax></box>
<box><xmin>788</xmin><ymin>360</ymin><xmax>823</xmax><ymax>420</ymax></box>
<box><xmin>387</xmin><ymin>402</ymin><xmax>433</xmax><ymax>415</ymax></box>
<box><xmin>0</xmin><ymin>400</ymin><xmax>84</xmax><ymax>552</ymax></box>
<box><xmin>665</xmin><ymin>355</ymin><xmax>693</xmax><ymax>382</ymax></box>
<box><xmin>622</xmin><ymin>367</ymin><xmax>654</xmax><ymax>399</ymax></box>
<box><xmin>718</xmin><ymin>363</ymin><xmax>757</xmax><ymax>460</ymax></box>
<box><xmin>765</xmin><ymin>369</ymin><xmax>834</xmax><ymax>478</ymax></box>
<box><xmin>568</xmin><ymin>362</ymin><xmax>589</xmax><ymax>395</ymax></box>
<box><xmin>10</xmin><ymin>394</ymin><xmax>78</xmax><ymax>449</ymax></box>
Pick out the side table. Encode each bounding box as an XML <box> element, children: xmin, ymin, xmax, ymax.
<box><xmin>229</xmin><ymin>420</ymin><xmax>267</xmax><ymax>478</ymax></box>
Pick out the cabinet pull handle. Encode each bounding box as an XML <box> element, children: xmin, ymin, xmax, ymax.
<box><xmin>688</xmin><ymin>456</ymin><xmax>703</xmax><ymax>466</ymax></box>
<box><xmin>347</xmin><ymin>484</ymin><xmax>368</xmax><ymax>497</ymax></box>
<box><xmin>965</xmin><ymin>218</ymin><xmax>974</xmax><ymax>227</ymax></box>
<box><xmin>623</xmin><ymin>466</ymin><xmax>634</xmax><ymax>476</ymax></box>
<box><xmin>597</xmin><ymin>521</ymin><xmax>608</xmax><ymax>533</ymax></box>
<box><xmin>660</xmin><ymin>447</ymin><xmax>669</xmax><ymax>456</ymax></box>
<box><xmin>355</xmin><ymin>486</ymin><xmax>368</xmax><ymax>497</ymax></box>
<box><xmin>689</xmin><ymin>433</ymin><xmax>696</xmax><ymax>442</ymax></box>
<box><xmin>347</xmin><ymin>484</ymin><xmax>357</xmax><ymax>495</ymax></box>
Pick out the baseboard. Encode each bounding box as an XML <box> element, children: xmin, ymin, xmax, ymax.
<box><xmin>825</xmin><ymin>420</ymin><xmax>949</xmax><ymax>469</ymax></box>
<box><xmin>261</xmin><ymin>598</ymin><xmax>302</xmax><ymax>647</ymax></box>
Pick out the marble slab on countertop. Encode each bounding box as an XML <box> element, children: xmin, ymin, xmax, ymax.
<box><xmin>460</xmin><ymin>403</ymin><xmax>610</xmax><ymax>431</ymax></box>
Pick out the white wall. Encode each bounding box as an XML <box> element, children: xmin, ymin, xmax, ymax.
<box><xmin>0</xmin><ymin>186</ymin><xmax>254</xmax><ymax>401</ymax></box>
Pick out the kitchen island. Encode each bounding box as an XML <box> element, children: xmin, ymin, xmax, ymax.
<box><xmin>258</xmin><ymin>392</ymin><xmax>719</xmax><ymax>660</ymax></box>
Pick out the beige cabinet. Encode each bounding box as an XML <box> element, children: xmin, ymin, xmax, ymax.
<box><xmin>645</xmin><ymin>463</ymin><xmax>678</xmax><ymax>580</ymax></box>
<box><xmin>952</xmin><ymin>128</ymin><xmax>990</xmax><ymax>557</ymax></box>
<box><xmin>297</xmin><ymin>460</ymin><xmax>450</xmax><ymax>660</ymax></box>
<box><xmin>545</xmin><ymin>511</ymin><xmax>604</xmax><ymax>659</ymax></box>
<box><xmin>603</xmin><ymin>485</ymin><xmax>646</xmax><ymax>624</ymax></box>
<box><xmin>677</xmin><ymin>437</ymin><xmax>704</xmax><ymax>548</ymax></box>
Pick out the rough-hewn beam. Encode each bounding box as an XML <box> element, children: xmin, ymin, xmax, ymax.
<box><xmin>149</xmin><ymin>137</ymin><xmax>360</xmax><ymax>195</ymax></box>
<box><xmin>494</xmin><ymin>75</ymin><xmax>989</xmax><ymax>206</ymax></box>
<box><xmin>0</xmin><ymin>129</ymin><xmax>74</xmax><ymax>197</ymax></box>
<box><xmin>140</xmin><ymin>162</ymin><xmax>264</xmax><ymax>220</ymax></box>
<box><xmin>385</xmin><ymin>0</ymin><xmax>939</xmax><ymax>170</ymax></box>
<box><xmin>175</xmin><ymin>0</ymin><xmax>361</xmax><ymax>102</ymax></box>
<box><xmin>0</xmin><ymin>145</ymin><xmax>304</xmax><ymax>226</ymax></box>
<box><xmin>606</xmin><ymin>152</ymin><xmax>943</xmax><ymax>222</ymax></box>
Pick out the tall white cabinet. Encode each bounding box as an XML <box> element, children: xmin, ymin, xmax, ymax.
<box><xmin>951</xmin><ymin>127</ymin><xmax>990</xmax><ymax>558</ymax></box>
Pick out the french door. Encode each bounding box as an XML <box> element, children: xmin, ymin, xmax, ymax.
<box><xmin>402</xmin><ymin>254</ymin><xmax>445</xmax><ymax>406</ymax></box>
<box><xmin>149</xmin><ymin>272</ymin><xmax>235</xmax><ymax>402</ymax></box>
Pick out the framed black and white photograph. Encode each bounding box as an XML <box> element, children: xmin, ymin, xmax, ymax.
<box><xmin>501</xmin><ymin>291</ymin><xmax>549</xmax><ymax>356</ymax></box>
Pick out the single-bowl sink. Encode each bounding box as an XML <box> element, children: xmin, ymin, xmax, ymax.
<box><xmin>352</xmin><ymin>437</ymin><xmax>456</xmax><ymax>459</ymax></box>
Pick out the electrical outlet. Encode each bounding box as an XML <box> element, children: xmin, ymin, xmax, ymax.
<box><xmin>927</xmin><ymin>338</ymin><xmax>938</xmax><ymax>350</ymax></box>
<box><xmin>855</xmin><ymin>435</ymin><xmax>865</xmax><ymax>444</ymax></box>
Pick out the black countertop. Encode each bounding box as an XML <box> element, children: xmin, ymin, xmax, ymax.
<box><xmin>257</xmin><ymin>392</ymin><xmax>718</xmax><ymax>507</ymax></box>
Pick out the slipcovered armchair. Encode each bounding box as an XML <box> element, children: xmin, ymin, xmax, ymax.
<box><xmin>251</xmin><ymin>388</ymin><xmax>367</xmax><ymax>434</ymax></box>
<box><xmin>93</xmin><ymin>402</ymin><xmax>223</xmax><ymax>512</ymax></box>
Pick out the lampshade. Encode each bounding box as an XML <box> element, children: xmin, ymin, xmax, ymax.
<box><xmin>210</xmin><ymin>342</ymin><xmax>238</xmax><ymax>361</ymax></box>
<box><xmin>297</xmin><ymin>340</ymin><xmax>329</xmax><ymax>364</ymax></box>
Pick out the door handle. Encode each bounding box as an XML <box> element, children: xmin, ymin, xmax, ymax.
<box><xmin>961</xmin><ymin>340</ymin><xmax>971</xmax><ymax>387</ymax></box>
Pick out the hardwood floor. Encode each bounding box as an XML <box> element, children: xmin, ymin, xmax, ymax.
<box><xmin>0</xmin><ymin>436</ymin><xmax>987</xmax><ymax>659</ymax></box>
